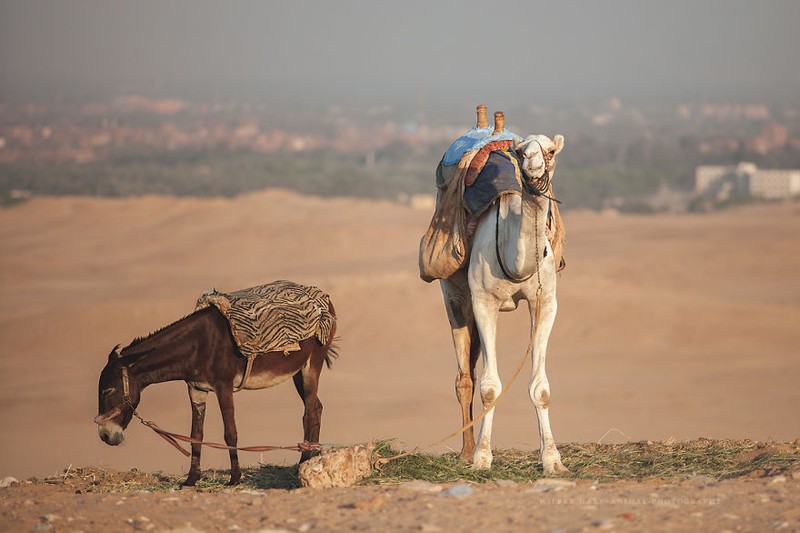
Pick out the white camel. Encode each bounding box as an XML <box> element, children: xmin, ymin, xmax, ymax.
<box><xmin>440</xmin><ymin>133</ymin><xmax>569</xmax><ymax>473</ymax></box>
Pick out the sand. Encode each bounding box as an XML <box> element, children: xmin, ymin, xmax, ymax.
<box><xmin>1</xmin><ymin>191</ymin><xmax>799</xmax><ymax>481</ymax></box>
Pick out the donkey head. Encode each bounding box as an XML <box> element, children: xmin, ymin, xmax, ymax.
<box><xmin>95</xmin><ymin>345</ymin><xmax>144</xmax><ymax>446</ymax></box>
<box><xmin>515</xmin><ymin>134</ymin><xmax>565</xmax><ymax>181</ymax></box>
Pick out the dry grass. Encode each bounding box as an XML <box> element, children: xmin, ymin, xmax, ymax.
<box><xmin>368</xmin><ymin>438</ymin><xmax>800</xmax><ymax>485</ymax></box>
<box><xmin>38</xmin><ymin>439</ymin><xmax>800</xmax><ymax>492</ymax></box>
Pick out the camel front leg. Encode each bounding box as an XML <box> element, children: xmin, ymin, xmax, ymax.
<box><xmin>215</xmin><ymin>384</ymin><xmax>241</xmax><ymax>485</ymax></box>
<box><xmin>528</xmin><ymin>294</ymin><xmax>569</xmax><ymax>475</ymax></box>
<box><xmin>182</xmin><ymin>385</ymin><xmax>208</xmax><ymax>487</ymax></box>
<box><xmin>440</xmin><ymin>273</ymin><xmax>480</xmax><ymax>462</ymax></box>
<box><xmin>471</xmin><ymin>293</ymin><xmax>502</xmax><ymax>470</ymax></box>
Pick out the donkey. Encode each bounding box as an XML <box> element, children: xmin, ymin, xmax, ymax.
<box><xmin>95</xmin><ymin>300</ymin><xmax>337</xmax><ymax>486</ymax></box>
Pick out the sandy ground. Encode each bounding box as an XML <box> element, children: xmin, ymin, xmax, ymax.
<box><xmin>1</xmin><ymin>191</ymin><xmax>799</xmax><ymax>530</ymax></box>
<box><xmin>2</xmin><ymin>468</ymin><xmax>800</xmax><ymax>532</ymax></box>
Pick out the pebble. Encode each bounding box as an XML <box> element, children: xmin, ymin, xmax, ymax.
<box><xmin>420</xmin><ymin>524</ymin><xmax>443</xmax><ymax>532</ymax></box>
<box><xmin>591</xmin><ymin>518</ymin><xmax>614</xmax><ymax>530</ymax></box>
<box><xmin>400</xmin><ymin>480</ymin><xmax>443</xmax><ymax>493</ymax></box>
<box><xmin>494</xmin><ymin>479</ymin><xmax>517</xmax><ymax>488</ymax></box>
<box><xmin>41</xmin><ymin>514</ymin><xmax>59</xmax><ymax>523</ymax></box>
<box><xmin>297</xmin><ymin>524</ymin><xmax>313</xmax><ymax>532</ymax></box>
<box><xmin>0</xmin><ymin>477</ymin><xmax>19</xmax><ymax>488</ymax></box>
<box><xmin>439</xmin><ymin>483</ymin><xmax>473</xmax><ymax>498</ymax></box>
<box><xmin>350</xmin><ymin>496</ymin><xmax>386</xmax><ymax>510</ymax></box>
<box><xmin>127</xmin><ymin>516</ymin><xmax>155</xmax><ymax>531</ymax></box>
<box><xmin>770</xmin><ymin>476</ymin><xmax>787</xmax><ymax>485</ymax></box>
<box><xmin>526</xmin><ymin>478</ymin><xmax>577</xmax><ymax>493</ymax></box>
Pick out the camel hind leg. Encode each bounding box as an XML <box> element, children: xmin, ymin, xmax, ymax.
<box><xmin>440</xmin><ymin>272</ymin><xmax>480</xmax><ymax>462</ymax></box>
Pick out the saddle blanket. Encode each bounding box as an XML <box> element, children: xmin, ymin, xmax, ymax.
<box><xmin>463</xmin><ymin>149</ymin><xmax>525</xmax><ymax>217</ymax></box>
<box><xmin>195</xmin><ymin>280</ymin><xmax>335</xmax><ymax>359</ymax></box>
<box><xmin>441</xmin><ymin>125</ymin><xmax>523</xmax><ymax>167</ymax></box>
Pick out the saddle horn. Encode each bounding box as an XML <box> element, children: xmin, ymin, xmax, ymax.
<box><xmin>493</xmin><ymin>111</ymin><xmax>505</xmax><ymax>135</ymax></box>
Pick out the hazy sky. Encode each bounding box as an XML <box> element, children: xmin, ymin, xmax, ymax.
<box><xmin>1</xmin><ymin>0</ymin><xmax>798</xmax><ymax>105</ymax></box>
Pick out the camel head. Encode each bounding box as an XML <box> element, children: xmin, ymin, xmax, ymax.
<box><xmin>515</xmin><ymin>134</ymin><xmax>565</xmax><ymax>181</ymax></box>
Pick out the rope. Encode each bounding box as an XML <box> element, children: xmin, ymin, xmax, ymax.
<box><xmin>127</xmin><ymin>404</ymin><xmax>323</xmax><ymax>457</ymax></box>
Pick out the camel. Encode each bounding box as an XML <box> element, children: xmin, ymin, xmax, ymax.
<box><xmin>439</xmin><ymin>123</ymin><xmax>569</xmax><ymax>474</ymax></box>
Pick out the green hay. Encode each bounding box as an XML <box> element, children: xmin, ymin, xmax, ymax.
<box><xmin>41</xmin><ymin>439</ymin><xmax>800</xmax><ymax>492</ymax></box>
<box><xmin>368</xmin><ymin>439</ymin><xmax>800</xmax><ymax>485</ymax></box>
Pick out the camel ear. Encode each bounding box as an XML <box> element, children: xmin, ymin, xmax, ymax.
<box><xmin>553</xmin><ymin>134</ymin><xmax>565</xmax><ymax>155</ymax></box>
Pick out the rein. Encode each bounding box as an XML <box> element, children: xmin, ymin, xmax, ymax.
<box><xmin>126</xmin><ymin>399</ymin><xmax>322</xmax><ymax>457</ymax></box>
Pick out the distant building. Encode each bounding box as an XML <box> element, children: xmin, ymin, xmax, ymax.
<box><xmin>695</xmin><ymin>163</ymin><xmax>800</xmax><ymax>200</ymax></box>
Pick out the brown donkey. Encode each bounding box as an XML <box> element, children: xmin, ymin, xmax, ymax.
<box><xmin>95</xmin><ymin>302</ymin><xmax>338</xmax><ymax>487</ymax></box>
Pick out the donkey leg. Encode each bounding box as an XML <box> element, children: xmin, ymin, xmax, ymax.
<box><xmin>215</xmin><ymin>384</ymin><xmax>241</xmax><ymax>485</ymax></box>
<box><xmin>440</xmin><ymin>273</ymin><xmax>480</xmax><ymax>462</ymax></box>
<box><xmin>528</xmin><ymin>294</ymin><xmax>569</xmax><ymax>475</ymax></box>
<box><xmin>182</xmin><ymin>385</ymin><xmax>208</xmax><ymax>487</ymax></box>
<box><xmin>292</xmin><ymin>354</ymin><xmax>324</xmax><ymax>463</ymax></box>
<box><xmin>471</xmin><ymin>293</ymin><xmax>502</xmax><ymax>470</ymax></box>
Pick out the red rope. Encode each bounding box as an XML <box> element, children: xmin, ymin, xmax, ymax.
<box><xmin>131</xmin><ymin>409</ymin><xmax>321</xmax><ymax>457</ymax></box>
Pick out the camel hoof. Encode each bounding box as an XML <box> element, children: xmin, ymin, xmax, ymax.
<box><xmin>543</xmin><ymin>460</ymin><xmax>571</xmax><ymax>476</ymax></box>
<box><xmin>472</xmin><ymin>451</ymin><xmax>493</xmax><ymax>470</ymax></box>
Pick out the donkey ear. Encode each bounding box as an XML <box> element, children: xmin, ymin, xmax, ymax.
<box><xmin>553</xmin><ymin>134</ymin><xmax>565</xmax><ymax>155</ymax></box>
<box><xmin>108</xmin><ymin>344</ymin><xmax>122</xmax><ymax>363</ymax></box>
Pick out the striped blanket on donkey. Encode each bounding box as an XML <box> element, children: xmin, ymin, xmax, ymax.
<box><xmin>195</xmin><ymin>280</ymin><xmax>335</xmax><ymax>390</ymax></box>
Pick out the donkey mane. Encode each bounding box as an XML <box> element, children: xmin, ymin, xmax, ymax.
<box><xmin>126</xmin><ymin>308</ymin><xmax>209</xmax><ymax>350</ymax></box>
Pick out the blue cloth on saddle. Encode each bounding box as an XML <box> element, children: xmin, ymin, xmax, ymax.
<box><xmin>463</xmin><ymin>150</ymin><xmax>524</xmax><ymax>217</ymax></box>
<box><xmin>442</xmin><ymin>126</ymin><xmax>523</xmax><ymax>166</ymax></box>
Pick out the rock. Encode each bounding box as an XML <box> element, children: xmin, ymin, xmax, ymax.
<box><xmin>399</xmin><ymin>480</ymin><xmax>443</xmax><ymax>493</ymax></box>
<box><xmin>439</xmin><ymin>483</ymin><xmax>473</xmax><ymax>498</ymax></box>
<box><xmin>526</xmin><ymin>478</ymin><xmax>577</xmax><ymax>493</ymax></box>
<box><xmin>770</xmin><ymin>476</ymin><xmax>787</xmax><ymax>484</ymax></box>
<box><xmin>494</xmin><ymin>479</ymin><xmax>517</xmax><ymax>488</ymax></box>
<box><xmin>0</xmin><ymin>477</ymin><xmax>19</xmax><ymax>488</ymax></box>
<box><xmin>298</xmin><ymin>443</ymin><xmax>375</xmax><ymax>489</ymax></box>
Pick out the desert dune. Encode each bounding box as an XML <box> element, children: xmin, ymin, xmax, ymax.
<box><xmin>0</xmin><ymin>191</ymin><xmax>798</xmax><ymax>480</ymax></box>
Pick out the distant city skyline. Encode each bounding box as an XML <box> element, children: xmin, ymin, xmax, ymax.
<box><xmin>1</xmin><ymin>0</ymin><xmax>799</xmax><ymax>106</ymax></box>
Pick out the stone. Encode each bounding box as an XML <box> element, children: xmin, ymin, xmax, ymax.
<box><xmin>0</xmin><ymin>477</ymin><xmax>19</xmax><ymax>488</ymax></box>
<box><xmin>439</xmin><ymin>483</ymin><xmax>473</xmax><ymax>498</ymax></box>
<box><xmin>399</xmin><ymin>480</ymin><xmax>443</xmax><ymax>493</ymax></box>
<box><xmin>526</xmin><ymin>478</ymin><xmax>577</xmax><ymax>493</ymax></box>
<box><xmin>298</xmin><ymin>443</ymin><xmax>375</xmax><ymax>489</ymax></box>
